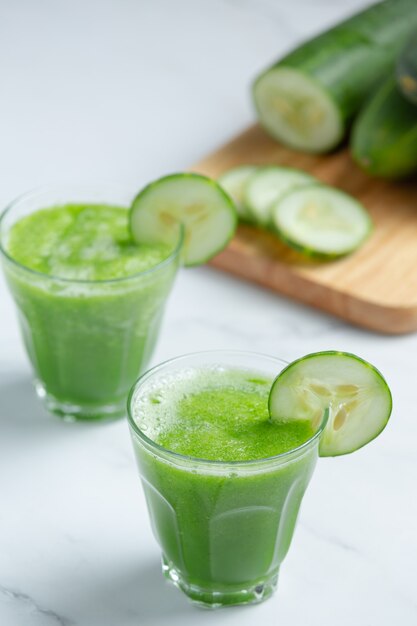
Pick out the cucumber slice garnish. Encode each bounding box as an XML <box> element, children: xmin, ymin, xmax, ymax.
<box><xmin>218</xmin><ymin>165</ymin><xmax>258</xmax><ymax>222</ymax></box>
<box><xmin>253</xmin><ymin>67</ymin><xmax>344</xmax><ymax>153</ymax></box>
<box><xmin>269</xmin><ymin>351</ymin><xmax>392</xmax><ymax>457</ymax></box>
<box><xmin>130</xmin><ymin>173</ymin><xmax>237</xmax><ymax>267</ymax></box>
<box><xmin>244</xmin><ymin>166</ymin><xmax>315</xmax><ymax>227</ymax></box>
<box><xmin>271</xmin><ymin>184</ymin><xmax>372</xmax><ymax>258</ymax></box>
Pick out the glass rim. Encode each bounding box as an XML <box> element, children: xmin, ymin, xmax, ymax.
<box><xmin>127</xmin><ymin>349</ymin><xmax>329</xmax><ymax>468</ymax></box>
<box><xmin>0</xmin><ymin>184</ymin><xmax>185</xmax><ymax>285</ymax></box>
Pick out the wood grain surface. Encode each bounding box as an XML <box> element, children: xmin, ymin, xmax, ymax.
<box><xmin>191</xmin><ymin>125</ymin><xmax>417</xmax><ymax>334</ymax></box>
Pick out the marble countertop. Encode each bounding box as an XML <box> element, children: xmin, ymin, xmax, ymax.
<box><xmin>1</xmin><ymin>1</ymin><xmax>416</xmax><ymax>624</ymax></box>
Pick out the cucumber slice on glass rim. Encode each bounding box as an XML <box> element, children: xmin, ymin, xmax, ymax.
<box><xmin>268</xmin><ymin>351</ymin><xmax>392</xmax><ymax>457</ymax></box>
<box><xmin>244</xmin><ymin>165</ymin><xmax>315</xmax><ymax>227</ymax></box>
<box><xmin>218</xmin><ymin>165</ymin><xmax>258</xmax><ymax>221</ymax></box>
<box><xmin>271</xmin><ymin>184</ymin><xmax>372</xmax><ymax>258</ymax></box>
<box><xmin>130</xmin><ymin>173</ymin><xmax>237</xmax><ymax>267</ymax></box>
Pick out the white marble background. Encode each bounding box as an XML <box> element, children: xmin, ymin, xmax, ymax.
<box><xmin>1</xmin><ymin>1</ymin><xmax>416</xmax><ymax>625</ymax></box>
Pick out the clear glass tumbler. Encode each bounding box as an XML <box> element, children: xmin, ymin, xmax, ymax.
<box><xmin>128</xmin><ymin>350</ymin><xmax>327</xmax><ymax>608</ymax></box>
<box><xmin>0</xmin><ymin>185</ymin><xmax>183</xmax><ymax>421</ymax></box>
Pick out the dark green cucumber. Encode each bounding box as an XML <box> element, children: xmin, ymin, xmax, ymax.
<box><xmin>253</xmin><ymin>0</ymin><xmax>417</xmax><ymax>153</ymax></box>
<box><xmin>397</xmin><ymin>31</ymin><xmax>417</xmax><ymax>104</ymax></box>
<box><xmin>351</xmin><ymin>77</ymin><xmax>417</xmax><ymax>179</ymax></box>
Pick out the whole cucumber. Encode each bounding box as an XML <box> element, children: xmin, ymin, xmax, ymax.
<box><xmin>253</xmin><ymin>0</ymin><xmax>417</xmax><ymax>153</ymax></box>
<box><xmin>351</xmin><ymin>77</ymin><xmax>417</xmax><ymax>179</ymax></box>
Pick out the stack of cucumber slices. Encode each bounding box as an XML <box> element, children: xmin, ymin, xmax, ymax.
<box><xmin>219</xmin><ymin>164</ymin><xmax>372</xmax><ymax>259</ymax></box>
<box><xmin>129</xmin><ymin>167</ymin><xmax>372</xmax><ymax>262</ymax></box>
<box><xmin>269</xmin><ymin>351</ymin><xmax>392</xmax><ymax>457</ymax></box>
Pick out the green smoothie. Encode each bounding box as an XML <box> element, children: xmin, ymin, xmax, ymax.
<box><xmin>129</xmin><ymin>360</ymin><xmax>322</xmax><ymax>607</ymax></box>
<box><xmin>7</xmin><ymin>204</ymin><xmax>173</xmax><ymax>281</ymax></box>
<box><xmin>1</xmin><ymin>202</ymin><xmax>181</xmax><ymax>419</ymax></box>
<box><xmin>146</xmin><ymin>369</ymin><xmax>313</xmax><ymax>461</ymax></box>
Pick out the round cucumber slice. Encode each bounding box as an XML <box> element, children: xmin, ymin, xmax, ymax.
<box><xmin>253</xmin><ymin>67</ymin><xmax>344</xmax><ymax>153</ymax></box>
<box><xmin>271</xmin><ymin>184</ymin><xmax>372</xmax><ymax>258</ymax></box>
<box><xmin>218</xmin><ymin>165</ymin><xmax>258</xmax><ymax>221</ymax></box>
<box><xmin>269</xmin><ymin>351</ymin><xmax>392</xmax><ymax>457</ymax></box>
<box><xmin>244</xmin><ymin>166</ymin><xmax>315</xmax><ymax>227</ymax></box>
<box><xmin>130</xmin><ymin>173</ymin><xmax>237</xmax><ymax>267</ymax></box>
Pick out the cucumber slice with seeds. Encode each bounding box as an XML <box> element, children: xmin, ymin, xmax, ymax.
<box><xmin>253</xmin><ymin>68</ymin><xmax>343</xmax><ymax>153</ymax></box>
<box><xmin>218</xmin><ymin>165</ymin><xmax>258</xmax><ymax>221</ymax></box>
<box><xmin>130</xmin><ymin>173</ymin><xmax>237</xmax><ymax>267</ymax></box>
<box><xmin>271</xmin><ymin>184</ymin><xmax>372</xmax><ymax>258</ymax></box>
<box><xmin>244</xmin><ymin>166</ymin><xmax>315</xmax><ymax>226</ymax></box>
<box><xmin>269</xmin><ymin>351</ymin><xmax>392</xmax><ymax>457</ymax></box>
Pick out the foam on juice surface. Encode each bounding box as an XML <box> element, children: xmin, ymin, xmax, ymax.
<box><xmin>7</xmin><ymin>204</ymin><xmax>173</xmax><ymax>281</ymax></box>
<box><xmin>132</xmin><ymin>366</ymin><xmax>314</xmax><ymax>462</ymax></box>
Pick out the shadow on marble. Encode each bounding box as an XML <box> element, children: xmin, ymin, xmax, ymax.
<box><xmin>0</xmin><ymin>374</ymin><xmax>104</xmax><ymax>446</ymax></box>
<box><xmin>71</xmin><ymin>559</ymin><xmax>202</xmax><ymax>625</ymax></box>
<box><xmin>67</xmin><ymin>557</ymin><xmax>253</xmax><ymax>625</ymax></box>
<box><xmin>0</xmin><ymin>373</ymin><xmax>49</xmax><ymax>426</ymax></box>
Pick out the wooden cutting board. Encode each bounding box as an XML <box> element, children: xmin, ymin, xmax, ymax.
<box><xmin>191</xmin><ymin>125</ymin><xmax>417</xmax><ymax>335</ymax></box>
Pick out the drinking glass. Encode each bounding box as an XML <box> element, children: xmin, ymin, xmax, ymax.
<box><xmin>0</xmin><ymin>185</ymin><xmax>183</xmax><ymax>421</ymax></box>
<box><xmin>128</xmin><ymin>350</ymin><xmax>327</xmax><ymax>607</ymax></box>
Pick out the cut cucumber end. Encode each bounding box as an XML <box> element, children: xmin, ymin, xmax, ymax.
<box><xmin>253</xmin><ymin>67</ymin><xmax>344</xmax><ymax>153</ymax></box>
<box><xmin>397</xmin><ymin>32</ymin><xmax>417</xmax><ymax>105</ymax></box>
<box><xmin>130</xmin><ymin>173</ymin><xmax>238</xmax><ymax>267</ymax></box>
<box><xmin>271</xmin><ymin>184</ymin><xmax>372</xmax><ymax>258</ymax></box>
<box><xmin>397</xmin><ymin>74</ymin><xmax>417</xmax><ymax>105</ymax></box>
<box><xmin>218</xmin><ymin>165</ymin><xmax>258</xmax><ymax>221</ymax></box>
<box><xmin>269</xmin><ymin>351</ymin><xmax>392</xmax><ymax>457</ymax></box>
<box><xmin>244</xmin><ymin>165</ymin><xmax>316</xmax><ymax>227</ymax></box>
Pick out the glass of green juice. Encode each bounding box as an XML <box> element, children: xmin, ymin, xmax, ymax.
<box><xmin>128</xmin><ymin>350</ymin><xmax>328</xmax><ymax>608</ymax></box>
<box><xmin>0</xmin><ymin>185</ymin><xmax>183</xmax><ymax>421</ymax></box>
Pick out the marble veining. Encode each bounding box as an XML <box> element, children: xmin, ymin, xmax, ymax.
<box><xmin>299</xmin><ymin>521</ymin><xmax>362</xmax><ymax>555</ymax></box>
<box><xmin>0</xmin><ymin>585</ymin><xmax>73</xmax><ymax>626</ymax></box>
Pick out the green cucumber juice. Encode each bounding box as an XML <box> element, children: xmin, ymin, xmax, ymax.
<box><xmin>129</xmin><ymin>362</ymin><xmax>321</xmax><ymax>606</ymax></box>
<box><xmin>2</xmin><ymin>203</ymin><xmax>180</xmax><ymax>419</ymax></box>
